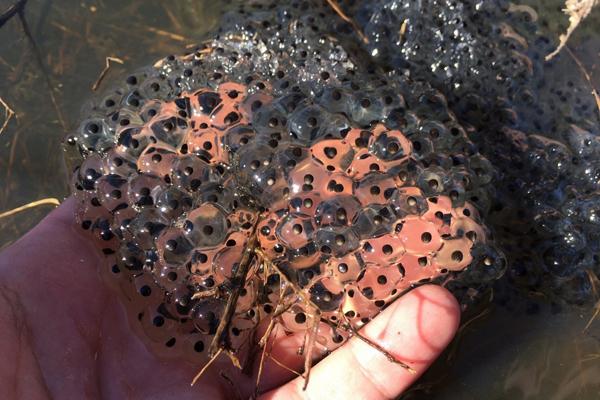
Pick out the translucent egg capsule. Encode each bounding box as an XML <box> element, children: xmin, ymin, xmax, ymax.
<box><xmin>355</xmin><ymin>172</ymin><xmax>398</xmax><ymax>206</ymax></box>
<box><xmin>313</xmin><ymin>196</ymin><xmax>362</xmax><ymax>227</ymax></box>
<box><xmin>310</xmin><ymin>139</ymin><xmax>355</xmax><ymax>172</ymax></box>
<box><xmin>102</xmin><ymin>148</ymin><xmax>137</xmax><ymax>177</ymax></box>
<box><xmin>137</xmin><ymin>144</ymin><xmax>178</xmax><ymax>177</ymax></box>
<box><xmin>190</xmin><ymin>298</ymin><xmax>225</xmax><ymax>335</ymax></box>
<box><xmin>307</xmin><ymin>278</ymin><xmax>345</xmax><ymax>312</ymax></box>
<box><xmin>352</xmin><ymin>204</ymin><xmax>396</xmax><ymax>239</ymax></box>
<box><xmin>170</xmin><ymin>155</ymin><xmax>214</xmax><ymax>193</ymax></box>
<box><xmin>390</xmin><ymin>187</ymin><xmax>429</xmax><ymax>217</ymax></box>
<box><xmin>148</xmin><ymin>115</ymin><xmax>189</xmax><ymax>148</ymax></box>
<box><xmin>315</xmin><ymin>226</ymin><xmax>360</xmax><ymax>258</ymax></box>
<box><xmin>287</xmin><ymin>103</ymin><xmax>332</xmax><ymax>145</ymax></box>
<box><xmin>121</xmin><ymin>208</ymin><xmax>169</xmax><ymax>249</ymax></box>
<box><xmin>184</xmin><ymin>203</ymin><xmax>230</xmax><ymax>248</ymax></box>
<box><xmin>95</xmin><ymin>174</ymin><xmax>129</xmax><ymax>212</ymax></box>
<box><xmin>126</xmin><ymin>174</ymin><xmax>166</xmax><ymax>208</ymax></box>
<box><xmin>156</xmin><ymin>228</ymin><xmax>194</xmax><ymax>265</ymax></box>
<box><xmin>76</xmin><ymin>154</ymin><xmax>105</xmax><ymax>192</ymax></box>
<box><xmin>115</xmin><ymin>126</ymin><xmax>156</xmax><ymax>159</ymax></box>
<box><xmin>155</xmin><ymin>187</ymin><xmax>193</xmax><ymax>220</ymax></box>
<box><xmin>183</xmin><ymin>127</ymin><xmax>228</xmax><ymax>164</ymax></box>
<box><xmin>276</xmin><ymin>214</ymin><xmax>316</xmax><ymax>249</ymax></box>
<box><xmin>357</xmin><ymin>263</ymin><xmax>404</xmax><ymax>302</ymax></box>
<box><xmin>76</xmin><ymin>119</ymin><xmax>114</xmax><ymax>153</ymax></box>
<box><xmin>235</xmin><ymin>140</ymin><xmax>288</xmax><ymax>206</ymax></box>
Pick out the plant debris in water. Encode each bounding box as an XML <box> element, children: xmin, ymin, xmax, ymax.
<box><xmin>546</xmin><ymin>0</ymin><xmax>599</xmax><ymax>60</ymax></box>
<box><xmin>0</xmin><ymin>96</ymin><xmax>15</xmax><ymax>136</ymax></box>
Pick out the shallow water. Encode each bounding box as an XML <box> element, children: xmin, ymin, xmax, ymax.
<box><xmin>0</xmin><ymin>0</ymin><xmax>599</xmax><ymax>399</ymax></box>
<box><xmin>0</xmin><ymin>0</ymin><xmax>221</xmax><ymax>248</ymax></box>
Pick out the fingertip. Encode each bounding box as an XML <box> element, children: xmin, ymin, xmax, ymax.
<box><xmin>364</xmin><ymin>284</ymin><xmax>460</xmax><ymax>365</ymax></box>
<box><xmin>401</xmin><ymin>284</ymin><xmax>460</xmax><ymax>354</ymax></box>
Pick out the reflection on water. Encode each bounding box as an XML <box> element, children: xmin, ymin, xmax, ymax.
<box><xmin>0</xmin><ymin>0</ymin><xmax>598</xmax><ymax>399</ymax></box>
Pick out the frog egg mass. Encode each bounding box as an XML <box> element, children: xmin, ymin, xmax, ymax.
<box><xmin>64</xmin><ymin>0</ymin><xmax>599</xmax><ymax>375</ymax></box>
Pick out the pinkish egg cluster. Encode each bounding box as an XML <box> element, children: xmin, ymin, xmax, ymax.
<box><xmin>66</xmin><ymin>0</ymin><xmax>505</xmax><ymax>370</ymax></box>
<box><xmin>69</xmin><ymin>78</ymin><xmax>495</xmax><ymax>365</ymax></box>
<box><xmin>257</xmin><ymin>124</ymin><xmax>488</xmax><ymax>340</ymax></box>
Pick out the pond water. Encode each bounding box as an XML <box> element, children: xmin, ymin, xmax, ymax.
<box><xmin>0</xmin><ymin>0</ymin><xmax>598</xmax><ymax>399</ymax></box>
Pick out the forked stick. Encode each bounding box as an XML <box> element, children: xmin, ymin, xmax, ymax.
<box><xmin>254</xmin><ymin>248</ymin><xmax>320</xmax><ymax>311</ymax></box>
<box><xmin>191</xmin><ymin>348</ymin><xmax>223</xmax><ymax>386</ymax></box>
<box><xmin>254</xmin><ymin>248</ymin><xmax>325</xmax><ymax>390</ymax></box>
<box><xmin>255</xmin><ymin>274</ymin><xmax>297</xmax><ymax>391</ymax></box>
<box><xmin>255</xmin><ymin>290</ymin><xmax>288</xmax><ymax>390</ymax></box>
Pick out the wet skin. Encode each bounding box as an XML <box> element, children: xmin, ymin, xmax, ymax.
<box><xmin>0</xmin><ymin>198</ymin><xmax>459</xmax><ymax>399</ymax></box>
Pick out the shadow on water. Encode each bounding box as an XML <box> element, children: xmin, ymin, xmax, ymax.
<box><xmin>0</xmin><ymin>0</ymin><xmax>599</xmax><ymax>399</ymax></box>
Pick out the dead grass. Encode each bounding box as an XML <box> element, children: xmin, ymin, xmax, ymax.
<box><xmin>324</xmin><ymin>0</ymin><xmax>368</xmax><ymax>44</ymax></box>
<box><xmin>91</xmin><ymin>56</ymin><xmax>124</xmax><ymax>91</ymax></box>
<box><xmin>0</xmin><ymin>198</ymin><xmax>60</xmax><ymax>220</ymax></box>
<box><xmin>547</xmin><ymin>0</ymin><xmax>599</xmax><ymax>60</ymax></box>
<box><xmin>565</xmin><ymin>47</ymin><xmax>600</xmax><ymax>127</ymax></box>
<box><xmin>0</xmin><ymin>96</ymin><xmax>15</xmax><ymax>136</ymax></box>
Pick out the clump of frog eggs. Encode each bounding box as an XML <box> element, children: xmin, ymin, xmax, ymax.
<box><xmin>65</xmin><ymin>0</ymin><xmax>504</xmax><ymax>369</ymax></box>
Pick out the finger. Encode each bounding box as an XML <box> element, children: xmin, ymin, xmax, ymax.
<box><xmin>260</xmin><ymin>285</ymin><xmax>460</xmax><ymax>400</ymax></box>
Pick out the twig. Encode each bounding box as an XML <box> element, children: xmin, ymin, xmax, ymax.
<box><xmin>324</xmin><ymin>0</ymin><xmax>369</xmax><ymax>44</ymax></box>
<box><xmin>583</xmin><ymin>268</ymin><xmax>600</xmax><ymax>333</ymax></box>
<box><xmin>268</xmin><ymin>353</ymin><xmax>302</xmax><ymax>377</ymax></box>
<box><xmin>341</xmin><ymin>311</ymin><xmax>416</xmax><ymax>374</ymax></box>
<box><xmin>398</xmin><ymin>19</ymin><xmax>408</xmax><ymax>46</ymax></box>
<box><xmin>585</xmin><ymin>268</ymin><xmax>599</xmax><ymax>299</ymax></box>
<box><xmin>580</xmin><ymin>353</ymin><xmax>600</xmax><ymax>362</ymax></box>
<box><xmin>9</xmin><ymin>0</ymin><xmax>68</xmax><ymax>131</ymax></box>
<box><xmin>256</xmin><ymin>293</ymin><xmax>286</xmax><ymax>390</ymax></box>
<box><xmin>255</xmin><ymin>286</ymin><xmax>296</xmax><ymax>395</ymax></box>
<box><xmin>190</xmin><ymin>348</ymin><xmax>222</xmax><ymax>386</ymax></box>
<box><xmin>0</xmin><ymin>97</ymin><xmax>15</xmax><ymax>136</ymax></box>
<box><xmin>546</xmin><ymin>0</ymin><xmax>599</xmax><ymax>60</ymax></box>
<box><xmin>146</xmin><ymin>26</ymin><xmax>187</xmax><ymax>42</ymax></box>
<box><xmin>208</xmin><ymin>220</ymin><xmax>260</xmax><ymax>357</ymax></box>
<box><xmin>0</xmin><ymin>198</ymin><xmax>60</xmax><ymax>219</ymax></box>
<box><xmin>565</xmin><ymin>46</ymin><xmax>600</xmax><ymax>119</ymax></box>
<box><xmin>161</xmin><ymin>5</ymin><xmax>184</xmax><ymax>34</ymax></box>
<box><xmin>256</xmin><ymin>320</ymin><xmax>276</xmax><ymax>391</ymax></box>
<box><xmin>50</xmin><ymin>21</ymin><xmax>82</xmax><ymax>38</ymax></box>
<box><xmin>0</xmin><ymin>0</ymin><xmax>27</xmax><ymax>28</ymax></box>
<box><xmin>92</xmin><ymin>56</ymin><xmax>124</xmax><ymax>91</ymax></box>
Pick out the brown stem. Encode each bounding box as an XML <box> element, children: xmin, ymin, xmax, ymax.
<box><xmin>208</xmin><ymin>219</ymin><xmax>260</xmax><ymax>358</ymax></box>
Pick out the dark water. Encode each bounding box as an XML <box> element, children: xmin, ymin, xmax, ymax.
<box><xmin>0</xmin><ymin>1</ymin><xmax>599</xmax><ymax>398</ymax></box>
<box><xmin>0</xmin><ymin>0</ymin><xmax>221</xmax><ymax>247</ymax></box>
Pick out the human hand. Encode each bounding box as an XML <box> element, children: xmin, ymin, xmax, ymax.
<box><xmin>0</xmin><ymin>198</ymin><xmax>459</xmax><ymax>399</ymax></box>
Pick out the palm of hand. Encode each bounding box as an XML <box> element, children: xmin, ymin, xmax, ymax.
<box><xmin>0</xmin><ymin>199</ymin><xmax>459</xmax><ymax>399</ymax></box>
